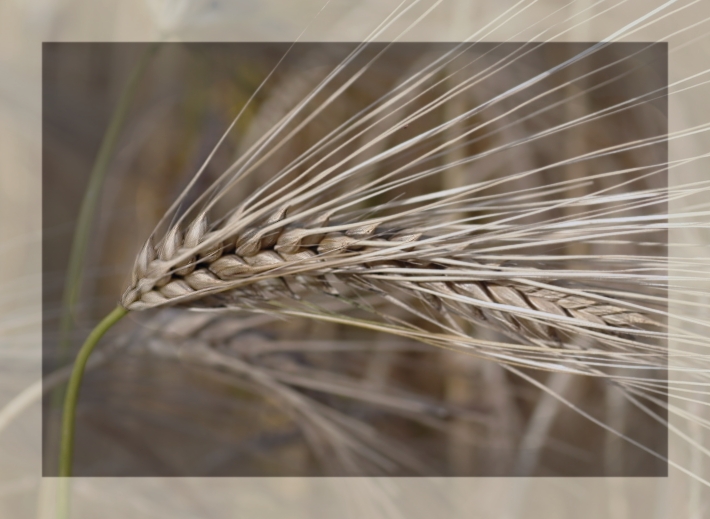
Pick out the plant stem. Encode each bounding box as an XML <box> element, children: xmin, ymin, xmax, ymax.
<box><xmin>58</xmin><ymin>305</ymin><xmax>128</xmax><ymax>519</ymax></box>
<box><xmin>49</xmin><ymin>41</ymin><xmax>158</xmax><ymax>477</ymax></box>
<box><xmin>56</xmin><ymin>43</ymin><xmax>159</xmax><ymax>367</ymax></box>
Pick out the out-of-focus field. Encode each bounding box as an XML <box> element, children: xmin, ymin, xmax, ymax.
<box><xmin>40</xmin><ymin>41</ymin><xmax>668</xmax><ymax>479</ymax></box>
<box><xmin>2</xmin><ymin>1</ymin><xmax>710</xmax><ymax>518</ymax></box>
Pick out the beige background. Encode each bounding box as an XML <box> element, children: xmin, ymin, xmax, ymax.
<box><xmin>1</xmin><ymin>0</ymin><xmax>709</xmax><ymax>517</ymax></box>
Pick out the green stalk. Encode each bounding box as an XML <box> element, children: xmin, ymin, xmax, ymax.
<box><xmin>56</xmin><ymin>43</ymin><xmax>159</xmax><ymax>367</ymax></box>
<box><xmin>49</xmin><ymin>41</ymin><xmax>158</xmax><ymax>477</ymax></box>
<box><xmin>57</xmin><ymin>306</ymin><xmax>128</xmax><ymax>519</ymax></box>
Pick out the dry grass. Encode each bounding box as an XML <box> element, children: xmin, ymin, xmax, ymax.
<box><xmin>37</xmin><ymin>38</ymin><xmax>690</xmax><ymax>482</ymax></box>
<box><xmin>3</xmin><ymin>1</ymin><xmax>710</xmax><ymax>518</ymax></box>
<box><xmin>36</xmin><ymin>12</ymin><xmax>709</xmax><ymax>485</ymax></box>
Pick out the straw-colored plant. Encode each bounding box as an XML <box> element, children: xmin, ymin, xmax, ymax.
<box><xmin>54</xmin><ymin>1</ymin><xmax>710</xmax><ymax>514</ymax></box>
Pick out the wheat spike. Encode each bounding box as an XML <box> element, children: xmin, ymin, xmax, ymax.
<box><xmin>122</xmin><ymin>214</ymin><xmax>653</xmax><ymax>330</ymax></box>
<box><xmin>51</xmin><ymin>0</ymin><xmax>710</xmax><ymax>486</ymax></box>
<box><xmin>116</xmin><ymin>33</ymin><xmax>684</xmax><ymax>376</ymax></box>
<box><xmin>121</xmin><ymin>208</ymin><xmax>659</xmax><ymax>367</ymax></box>
<box><xmin>33</xmin><ymin>0</ymin><xmax>710</xmax><ymax>494</ymax></box>
<box><xmin>18</xmin><ymin>0</ymin><xmax>710</xmax><ymax>509</ymax></box>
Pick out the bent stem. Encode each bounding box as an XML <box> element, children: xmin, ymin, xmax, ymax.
<box><xmin>58</xmin><ymin>305</ymin><xmax>128</xmax><ymax>518</ymax></box>
<box><xmin>56</xmin><ymin>42</ymin><xmax>159</xmax><ymax>368</ymax></box>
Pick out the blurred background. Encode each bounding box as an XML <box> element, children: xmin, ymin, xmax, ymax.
<box><xmin>2</xmin><ymin>1</ymin><xmax>710</xmax><ymax>518</ymax></box>
<box><xmin>41</xmin><ymin>41</ymin><xmax>667</xmax><ymax>478</ymax></box>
